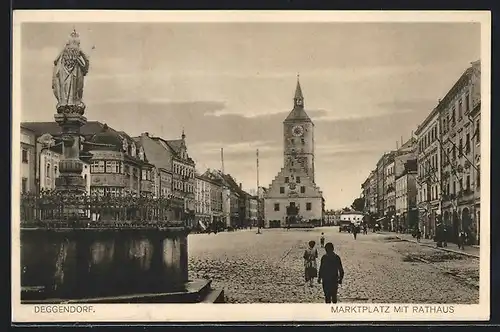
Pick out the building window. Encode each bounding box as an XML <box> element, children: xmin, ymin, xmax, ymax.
<box><xmin>476</xmin><ymin>120</ymin><xmax>480</xmax><ymax>143</ymax></box>
<box><xmin>452</xmin><ymin>146</ymin><xmax>456</xmax><ymax>160</ymax></box>
<box><xmin>453</xmin><ymin>181</ymin><xmax>456</xmax><ymax>195</ymax></box>
<box><xmin>466</xmin><ymin>175</ymin><xmax>471</xmax><ymax>192</ymax></box>
<box><xmin>105</xmin><ymin>161</ymin><xmax>121</xmax><ymax>174</ymax></box>
<box><xmin>458</xmin><ymin>99</ymin><xmax>463</xmax><ymax>118</ymax></box>
<box><xmin>22</xmin><ymin>177</ymin><xmax>27</xmax><ymax>194</ymax></box>
<box><xmin>452</xmin><ymin>107</ymin><xmax>456</xmax><ymax>124</ymax></box>
<box><xmin>459</xmin><ymin>139</ymin><xmax>463</xmax><ymax>156</ymax></box>
<box><xmin>301</xmin><ymin>138</ymin><xmax>305</xmax><ymax>144</ymax></box>
<box><xmin>46</xmin><ymin>163</ymin><xmax>51</xmax><ymax>179</ymax></box>
<box><xmin>22</xmin><ymin>149</ymin><xmax>28</xmax><ymax>163</ymax></box>
<box><xmin>306</xmin><ymin>202</ymin><xmax>312</xmax><ymax>211</ymax></box>
<box><xmin>280</xmin><ymin>186</ymin><xmax>285</xmax><ymax>194</ymax></box>
<box><xmin>274</xmin><ymin>203</ymin><xmax>280</xmax><ymax>211</ymax></box>
<box><xmin>91</xmin><ymin>161</ymin><xmax>105</xmax><ymax>173</ymax></box>
<box><xmin>285</xmin><ymin>177</ymin><xmax>289</xmax><ymax>183</ymax></box>
<box><xmin>54</xmin><ymin>165</ymin><xmax>58</xmax><ymax>177</ymax></box>
<box><xmin>300</xmin><ymin>186</ymin><xmax>305</xmax><ymax>193</ymax></box>
<box><xmin>296</xmin><ymin>176</ymin><xmax>301</xmax><ymax>183</ymax></box>
<box><xmin>465</xmin><ymin>133</ymin><xmax>471</xmax><ymax>153</ymax></box>
<box><xmin>465</xmin><ymin>94</ymin><xmax>470</xmax><ymax>113</ymax></box>
<box><xmin>477</xmin><ymin>166</ymin><xmax>480</xmax><ymax>188</ymax></box>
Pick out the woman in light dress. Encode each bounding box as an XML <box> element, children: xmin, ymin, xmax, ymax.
<box><xmin>303</xmin><ymin>240</ymin><xmax>318</xmax><ymax>287</ymax></box>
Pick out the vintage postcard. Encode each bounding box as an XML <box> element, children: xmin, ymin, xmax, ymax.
<box><xmin>12</xmin><ymin>10</ymin><xmax>491</xmax><ymax>322</ymax></box>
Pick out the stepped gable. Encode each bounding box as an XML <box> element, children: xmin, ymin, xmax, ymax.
<box><xmin>266</xmin><ymin>166</ymin><xmax>323</xmax><ymax>198</ymax></box>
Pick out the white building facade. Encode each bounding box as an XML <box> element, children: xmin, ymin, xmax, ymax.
<box><xmin>415</xmin><ymin>108</ymin><xmax>441</xmax><ymax>239</ymax></box>
<box><xmin>195</xmin><ymin>174</ymin><xmax>212</xmax><ymax>227</ymax></box>
<box><xmin>264</xmin><ymin>78</ymin><xmax>324</xmax><ymax>228</ymax></box>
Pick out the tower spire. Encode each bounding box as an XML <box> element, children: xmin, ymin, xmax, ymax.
<box><xmin>285</xmin><ymin>75</ymin><xmax>311</xmax><ymax>122</ymax></box>
<box><xmin>294</xmin><ymin>73</ymin><xmax>303</xmax><ymax>103</ymax></box>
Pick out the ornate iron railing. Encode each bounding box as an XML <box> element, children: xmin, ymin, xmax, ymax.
<box><xmin>20</xmin><ymin>190</ymin><xmax>187</xmax><ymax>228</ymax></box>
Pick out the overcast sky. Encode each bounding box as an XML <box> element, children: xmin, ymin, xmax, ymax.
<box><xmin>20</xmin><ymin>22</ymin><xmax>480</xmax><ymax>209</ymax></box>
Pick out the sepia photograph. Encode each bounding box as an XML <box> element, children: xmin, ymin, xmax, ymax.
<box><xmin>12</xmin><ymin>11</ymin><xmax>490</xmax><ymax>322</ymax></box>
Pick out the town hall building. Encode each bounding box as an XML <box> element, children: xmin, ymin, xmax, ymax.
<box><xmin>264</xmin><ymin>77</ymin><xmax>324</xmax><ymax>228</ymax></box>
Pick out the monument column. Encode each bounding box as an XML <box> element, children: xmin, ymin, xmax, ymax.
<box><xmin>52</xmin><ymin>29</ymin><xmax>90</xmax><ymax>196</ymax></box>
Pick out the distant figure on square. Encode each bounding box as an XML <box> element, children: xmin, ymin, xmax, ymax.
<box><xmin>416</xmin><ymin>228</ymin><xmax>422</xmax><ymax>242</ymax></box>
<box><xmin>303</xmin><ymin>240</ymin><xmax>318</xmax><ymax>287</ymax></box>
<box><xmin>320</xmin><ymin>233</ymin><xmax>325</xmax><ymax>248</ymax></box>
<box><xmin>318</xmin><ymin>242</ymin><xmax>344</xmax><ymax>303</ymax></box>
<box><xmin>458</xmin><ymin>230</ymin><xmax>468</xmax><ymax>250</ymax></box>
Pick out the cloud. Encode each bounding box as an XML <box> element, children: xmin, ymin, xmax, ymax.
<box><xmin>190</xmin><ymin>140</ymin><xmax>280</xmax><ymax>158</ymax></box>
<box><xmin>376</xmin><ymin>98</ymin><xmax>438</xmax><ymax>113</ymax></box>
<box><xmin>91</xmin><ymin>99</ymin><xmax>226</xmax><ymax>112</ymax></box>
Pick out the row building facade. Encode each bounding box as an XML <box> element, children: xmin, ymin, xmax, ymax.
<box><xmin>359</xmin><ymin>60</ymin><xmax>481</xmax><ymax>244</ymax></box>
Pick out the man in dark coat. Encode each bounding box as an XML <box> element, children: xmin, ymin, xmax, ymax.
<box><xmin>318</xmin><ymin>242</ymin><xmax>345</xmax><ymax>303</ymax></box>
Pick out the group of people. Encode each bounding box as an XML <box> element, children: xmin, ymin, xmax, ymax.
<box><xmin>303</xmin><ymin>233</ymin><xmax>345</xmax><ymax>303</ymax></box>
<box><xmin>351</xmin><ymin>223</ymin><xmax>368</xmax><ymax>239</ymax></box>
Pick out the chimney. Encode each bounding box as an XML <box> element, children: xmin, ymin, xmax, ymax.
<box><xmin>239</xmin><ymin>183</ymin><xmax>242</xmax><ymax>189</ymax></box>
<box><xmin>142</xmin><ymin>132</ymin><xmax>149</xmax><ymax>137</ymax></box>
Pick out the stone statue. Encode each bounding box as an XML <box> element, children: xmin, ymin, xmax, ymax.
<box><xmin>52</xmin><ymin>29</ymin><xmax>90</xmax><ymax>114</ymax></box>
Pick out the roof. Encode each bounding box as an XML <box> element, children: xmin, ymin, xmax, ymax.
<box><xmin>166</xmin><ymin>139</ymin><xmax>183</xmax><ymax>155</ymax></box>
<box><xmin>89</xmin><ymin>125</ymin><xmax>123</xmax><ymax>151</ymax></box>
<box><xmin>150</xmin><ymin>136</ymin><xmax>195</xmax><ymax>165</ymax></box>
<box><xmin>134</xmin><ymin>135</ymin><xmax>173</xmax><ymax>171</ymax></box>
<box><xmin>294</xmin><ymin>77</ymin><xmax>303</xmax><ymax>100</ymax></box>
<box><xmin>21</xmin><ymin>121</ymin><xmax>110</xmax><ymax>137</ymax></box>
<box><xmin>284</xmin><ymin>78</ymin><xmax>312</xmax><ymax>123</ymax></box>
<box><xmin>285</xmin><ymin>106</ymin><xmax>312</xmax><ymax>122</ymax></box>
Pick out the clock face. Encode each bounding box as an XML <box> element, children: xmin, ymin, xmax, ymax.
<box><xmin>292</xmin><ymin>125</ymin><xmax>304</xmax><ymax>137</ymax></box>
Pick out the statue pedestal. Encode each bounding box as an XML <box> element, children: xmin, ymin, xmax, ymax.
<box><xmin>20</xmin><ymin>226</ymin><xmax>224</xmax><ymax>303</ymax></box>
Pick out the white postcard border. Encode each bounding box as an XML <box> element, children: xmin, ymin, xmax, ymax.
<box><xmin>11</xmin><ymin>10</ymin><xmax>491</xmax><ymax>323</ymax></box>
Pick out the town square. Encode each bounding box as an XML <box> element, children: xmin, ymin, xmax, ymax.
<box><xmin>188</xmin><ymin>227</ymin><xmax>479</xmax><ymax>303</ymax></box>
<box><xmin>16</xmin><ymin>18</ymin><xmax>482</xmax><ymax>306</ymax></box>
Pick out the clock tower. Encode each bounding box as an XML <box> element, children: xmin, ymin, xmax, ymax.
<box><xmin>283</xmin><ymin>75</ymin><xmax>315</xmax><ymax>183</ymax></box>
<box><xmin>263</xmin><ymin>76</ymin><xmax>324</xmax><ymax>228</ymax></box>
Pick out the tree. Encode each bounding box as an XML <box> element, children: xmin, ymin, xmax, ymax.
<box><xmin>351</xmin><ymin>197</ymin><xmax>365</xmax><ymax>212</ymax></box>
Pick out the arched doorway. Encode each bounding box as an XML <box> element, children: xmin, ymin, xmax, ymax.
<box><xmin>452</xmin><ymin>211</ymin><xmax>460</xmax><ymax>242</ymax></box>
<box><xmin>462</xmin><ymin>208</ymin><xmax>471</xmax><ymax>234</ymax></box>
<box><xmin>444</xmin><ymin>211</ymin><xmax>450</xmax><ymax>226</ymax></box>
<box><xmin>286</xmin><ymin>202</ymin><xmax>299</xmax><ymax>226</ymax></box>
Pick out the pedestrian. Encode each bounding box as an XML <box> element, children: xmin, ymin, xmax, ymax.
<box><xmin>352</xmin><ymin>225</ymin><xmax>358</xmax><ymax>240</ymax></box>
<box><xmin>318</xmin><ymin>242</ymin><xmax>344</xmax><ymax>304</ymax></box>
<box><xmin>363</xmin><ymin>224</ymin><xmax>368</xmax><ymax>235</ymax></box>
<box><xmin>303</xmin><ymin>240</ymin><xmax>318</xmax><ymax>287</ymax></box>
<box><xmin>416</xmin><ymin>228</ymin><xmax>421</xmax><ymax>242</ymax></box>
<box><xmin>320</xmin><ymin>233</ymin><xmax>325</xmax><ymax>248</ymax></box>
<box><xmin>458</xmin><ymin>230</ymin><xmax>468</xmax><ymax>250</ymax></box>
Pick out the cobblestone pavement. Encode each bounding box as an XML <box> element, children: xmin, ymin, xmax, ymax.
<box><xmin>188</xmin><ymin>227</ymin><xmax>479</xmax><ymax>304</ymax></box>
